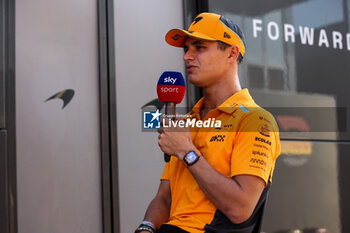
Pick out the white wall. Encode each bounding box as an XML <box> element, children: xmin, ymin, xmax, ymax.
<box><xmin>16</xmin><ymin>0</ymin><xmax>102</xmax><ymax>232</ymax></box>
<box><xmin>114</xmin><ymin>1</ymin><xmax>185</xmax><ymax>232</ymax></box>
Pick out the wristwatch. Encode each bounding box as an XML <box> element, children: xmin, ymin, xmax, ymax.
<box><xmin>183</xmin><ymin>150</ymin><xmax>201</xmax><ymax>166</ymax></box>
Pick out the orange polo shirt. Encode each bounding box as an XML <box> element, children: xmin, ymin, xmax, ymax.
<box><xmin>161</xmin><ymin>89</ymin><xmax>281</xmax><ymax>233</ymax></box>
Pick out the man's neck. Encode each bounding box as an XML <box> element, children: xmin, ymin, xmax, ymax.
<box><xmin>200</xmin><ymin>74</ymin><xmax>241</xmax><ymax>119</ymax></box>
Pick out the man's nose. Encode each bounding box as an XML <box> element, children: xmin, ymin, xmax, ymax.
<box><xmin>183</xmin><ymin>49</ymin><xmax>194</xmax><ymax>61</ymax></box>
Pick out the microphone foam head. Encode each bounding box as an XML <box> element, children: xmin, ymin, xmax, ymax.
<box><xmin>157</xmin><ymin>71</ymin><xmax>186</xmax><ymax>104</ymax></box>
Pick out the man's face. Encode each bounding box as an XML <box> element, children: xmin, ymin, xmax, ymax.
<box><xmin>183</xmin><ymin>37</ymin><xmax>230</xmax><ymax>87</ymax></box>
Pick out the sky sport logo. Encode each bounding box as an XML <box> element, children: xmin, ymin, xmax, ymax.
<box><xmin>143</xmin><ymin>110</ymin><xmax>162</xmax><ymax>129</ymax></box>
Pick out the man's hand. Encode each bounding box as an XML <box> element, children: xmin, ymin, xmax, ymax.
<box><xmin>158</xmin><ymin>116</ymin><xmax>196</xmax><ymax>160</ymax></box>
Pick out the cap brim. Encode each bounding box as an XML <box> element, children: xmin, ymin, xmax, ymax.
<box><xmin>165</xmin><ymin>29</ymin><xmax>217</xmax><ymax>47</ymax></box>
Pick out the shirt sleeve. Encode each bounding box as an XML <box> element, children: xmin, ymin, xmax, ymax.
<box><xmin>230</xmin><ymin>110</ymin><xmax>280</xmax><ymax>185</ymax></box>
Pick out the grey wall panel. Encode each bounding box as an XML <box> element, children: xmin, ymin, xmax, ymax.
<box><xmin>114</xmin><ymin>0</ymin><xmax>185</xmax><ymax>232</ymax></box>
<box><xmin>16</xmin><ymin>1</ymin><xmax>102</xmax><ymax>233</ymax></box>
<box><xmin>0</xmin><ymin>0</ymin><xmax>5</xmax><ymax>129</ymax></box>
<box><xmin>0</xmin><ymin>68</ymin><xmax>4</xmax><ymax>129</ymax></box>
<box><xmin>0</xmin><ymin>131</ymin><xmax>8</xmax><ymax>233</ymax></box>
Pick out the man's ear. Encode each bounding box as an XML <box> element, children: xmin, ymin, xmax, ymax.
<box><xmin>228</xmin><ymin>45</ymin><xmax>240</xmax><ymax>63</ymax></box>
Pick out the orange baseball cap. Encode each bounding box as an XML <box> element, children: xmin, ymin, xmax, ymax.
<box><xmin>165</xmin><ymin>12</ymin><xmax>246</xmax><ymax>56</ymax></box>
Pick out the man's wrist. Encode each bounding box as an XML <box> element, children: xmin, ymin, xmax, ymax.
<box><xmin>135</xmin><ymin>220</ymin><xmax>156</xmax><ymax>233</ymax></box>
<box><xmin>183</xmin><ymin>149</ymin><xmax>202</xmax><ymax>167</ymax></box>
<box><xmin>135</xmin><ymin>225</ymin><xmax>155</xmax><ymax>233</ymax></box>
<box><xmin>177</xmin><ymin>144</ymin><xmax>197</xmax><ymax>160</ymax></box>
<box><xmin>141</xmin><ymin>221</ymin><xmax>156</xmax><ymax>230</ymax></box>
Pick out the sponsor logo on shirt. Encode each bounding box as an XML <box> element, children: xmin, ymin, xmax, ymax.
<box><xmin>250</xmin><ymin>158</ymin><xmax>267</xmax><ymax>167</ymax></box>
<box><xmin>258</xmin><ymin>123</ymin><xmax>271</xmax><ymax>137</ymax></box>
<box><xmin>252</xmin><ymin>150</ymin><xmax>268</xmax><ymax>158</ymax></box>
<box><xmin>209</xmin><ymin>135</ymin><xmax>226</xmax><ymax>142</ymax></box>
<box><xmin>255</xmin><ymin>137</ymin><xmax>271</xmax><ymax>146</ymax></box>
<box><xmin>249</xmin><ymin>165</ymin><xmax>266</xmax><ymax>172</ymax></box>
<box><xmin>259</xmin><ymin>115</ymin><xmax>273</xmax><ymax>126</ymax></box>
<box><xmin>253</xmin><ymin>144</ymin><xmax>270</xmax><ymax>151</ymax></box>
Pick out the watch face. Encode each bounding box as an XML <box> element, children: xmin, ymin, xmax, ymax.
<box><xmin>184</xmin><ymin>151</ymin><xmax>198</xmax><ymax>164</ymax></box>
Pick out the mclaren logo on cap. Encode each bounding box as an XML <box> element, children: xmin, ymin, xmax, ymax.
<box><xmin>224</xmin><ymin>32</ymin><xmax>231</xmax><ymax>39</ymax></box>
<box><xmin>192</xmin><ymin>16</ymin><xmax>203</xmax><ymax>25</ymax></box>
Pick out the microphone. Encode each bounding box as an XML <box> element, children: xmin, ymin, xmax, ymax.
<box><xmin>157</xmin><ymin>71</ymin><xmax>186</xmax><ymax>162</ymax></box>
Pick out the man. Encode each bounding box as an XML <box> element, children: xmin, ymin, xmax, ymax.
<box><xmin>135</xmin><ymin>12</ymin><xmax>281</xmax><ymax>233</ymax></box>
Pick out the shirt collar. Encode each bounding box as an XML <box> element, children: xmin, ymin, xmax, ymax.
<box><xmin>189</xmin><ymin>88</ymin><xmax>253</xmax><ymax>117</ymax></box>
<box><xmin>189</xmin><ymin>97</ymin><xmax>204</xmax><ymax>119</ymax></box>
<box><xmin>217</xmin><ymin>88</ymin><xmax>253</xmax><ymax>114</ymax></box>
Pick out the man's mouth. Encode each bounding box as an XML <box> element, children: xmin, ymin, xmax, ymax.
<box><xmin>186</xmin><ymin>65</ymin><xmax>197</xmax><ymax>72</ymax></box>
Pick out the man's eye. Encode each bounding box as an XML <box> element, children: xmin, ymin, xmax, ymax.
<box><xmin>196</xmin><ymin>46</ymin><xmax>204</xmax><ymax>50</ymax></box>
